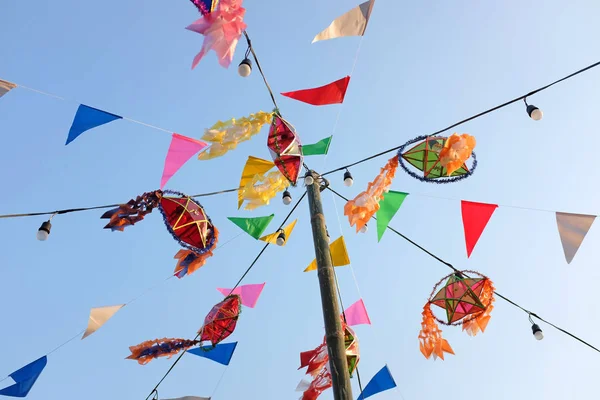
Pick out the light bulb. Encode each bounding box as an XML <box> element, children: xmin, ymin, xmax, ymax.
<box><xmin>238</xmin><ymin>58</ymin><xmax>252</xmax><ymax>77</ymax></box>
<box><xmin>276</xmin><ymin>231</ymin><xmax>286</xmax><ymax>246</ymax></box>
<box><xmin>343</xmin><ymin>170</ymin><xmax>353</xmax><ymax>187</ymax></box>
<box><xmin>360</xmin><ymin>224</ymin><xmax>368</xmax><ymax>233</ymax></box>
<box><xmin>304</xmin><ymin>174</ymin><xmax>314</xmax><ymax>186</ymax></box>
<box><xmin>37</xmin><ymin>220</ymin><xmax>51</xmax><ymax>241</ymax></box>
<box><xmin>532</xmin><ymin>324</ymin><xmax>543</xmax><ymax>340</ymax></box>
<box><xmin>526</xmin><ymin>104</ymin><xmax>543</xmax><ymax>121</ymax></box>
<box><xmin>282</xmin><ymin>190</ymin><xmax>292</xmax><ymax>205</ymax></box>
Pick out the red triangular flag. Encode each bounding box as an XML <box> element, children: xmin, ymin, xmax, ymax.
<box><xmin>281</xmin><ymin>76</ymin><xmax>350</xmax><ymax>106</ymax></box>
<box><xmin>461</xmin><ymin>200</ymin><xmax>498</xmax><ymax>257</ymax></box>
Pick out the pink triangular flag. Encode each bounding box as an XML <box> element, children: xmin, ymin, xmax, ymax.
<box><xmin>461</xmin><ymin>200</ymin><xmax>498</xmax><ymax>258</ymax></box>
<box><xmin>216</xmin><ymin>283</ymin><xmax>266</xmax><ymax>308</ymax></box>
<box><xmin>343</xmin><ymin>299</ymin><xmax>371</xmax><ymax>326</ymax></box>
<box><xmin>160</xmin><ymin>133</ymin><xmax>208</xmax><ymax>189</ymax></box>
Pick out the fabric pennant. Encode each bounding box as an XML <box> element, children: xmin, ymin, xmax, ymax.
<box><xmin>281</xmin><ymin>76</ymin><xmax>350</xmax><ymax>106</ymax></box>
<box><xmin>65</xmin><ymin>104</ymin><xmax>122</xmax><ymax>145</ymax></box>
<box><xmin>259</xmin><ymin>220</ymin><xmax>298</xmax><ymax>245</ymax></box>
<box><xmin>0</xmin><ymin>356</ymin><xmax>47</xmax><ymax>398</ymax></box>
<box><xmin>238</xmin><ymin>156</ymin><xmax>275</xmax><ymax>208</ymax></box>
<box><xmin>188</xmin><ymin>342</ymin><xmax>237</xmax><ymax>366</ymax></box>
<box><xmin>376</xmin><ymin>191</ymin><xmax>408</xmax><ymax>241</ymax></box>
<box><xmin>461</xmin><ymin>200</ymin><xmax>498</xmax><ymax>258</ymax></box>
<box><xmin>302</xmin><ymin>136</ymin><xmax>333</xmax><ymax>156</ymax></box>
<box><xmin>163</xmin><ymin>397</ymin><xmax>211</xmax><ymax>400</ymax></box>
<box><xmin>344</xmin><ymin>299</ymin><xmax>371</xmax><ymax>326</ymax></box>
<box><xmin>82</xmin><ymin>305</ymin><xmax>125</xmax><ymax>339</ymax></box>
<box><xmin>216</xmin><ymin>283</ymin><xmax>266</xmax><ymax>308</ymax></box>
<box><xmin>312</xmin><ymin>0</ymin><xmax>375</xmax><ymax>43</ymax></box>
<box><xmin>161</xmin><ymin>134</ymin><xmax>208</xmax><ymax>189</ymax></box>
<box><xmin>305</xmin><ymin>236</ymin><xmax>350</xmax><ymax>272</ymax></box>
<box><xmin>0</xmin><ymin>79</ymin><xmax>17</xmax><ymax>98</ymax></box>
<box><xmin>227</xmin><ymin>215</ymin><xmax>274</xmax><ymax>240</ymax></box>
<box><xmin>556</xmin><ymin>212</ymin><xmax>596</xmax><ymax>264</ymax></box>
<box><xmin>357</xmin><ymin>365</ymin><xmax>397</xmax><ymax>400</ymax></box>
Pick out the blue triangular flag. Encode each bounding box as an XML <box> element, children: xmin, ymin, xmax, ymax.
<box><xmin>65</xmin><ymin>104</ymin><xmax>122</xmax><ymax>145</ymax></box>
<box><xmin>0</xmin><ymin>356</ymin><xmax>47</xmax><ymax>397</ymax></box>
<box><xmin>357</xmin><ymin>365</ymin><xmax>396</xmax><ymax>400</ymax></box>
<box><xmin>188</xmin><ymin>342</ymin><xmax>237</xmax><ymax>366</ymax></box>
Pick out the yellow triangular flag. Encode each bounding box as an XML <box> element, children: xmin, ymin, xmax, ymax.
<box><xmin>82</xmin><ymin>305</ymin><xmax>125</xmax><ymax>339</ymax></box>
<box><xmin>238</xmin><ymin>156</ymin><xmax>275</xmax><ymax>208</ymax></box>
<box><xmin>304</xmin><ymin>236</ymin><xmax>350</xmax><ymax>272</ymax></box>
<box><xmin>259</xmin><ymin>220</ymin><xmax>298</xmax><ymax>245</ymax></box>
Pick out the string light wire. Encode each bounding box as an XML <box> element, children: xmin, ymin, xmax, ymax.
<box><xmin>326</xmin><ymin>186</ymin><xmax>600</xmax><ymax>354</ymax></box>
<box><xmin>322</xmin><ymin>59</ymin><xmax>600</xmax><ymax>177</ymax></box>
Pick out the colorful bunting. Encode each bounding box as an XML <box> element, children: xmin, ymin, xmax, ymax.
<box><xmin>344</xmin><ymin>299</ymin><xmax>371</xmax><ymax>326</ymax></box>
<box><xmin>376</xmin><ymin>191</ymin><xmax>408</xmax><ymax>241</ymax></box>
<box><xmin>65</xmin><ymin>104</ymin><xmax>122</xmax><ymax>145</ymax></box>
<box><xmin>216</xmin><ymin>283</ymin><xmax>266</xmax><ymax>308</ymax></box>
<box><xmin>0</xmin><ymin>79</ymin><xmax>17</xmax><ymax>99</ymax></box>
<box><xmin>188</xmin><ymin>342</ymin><xmax>238</xmax><ymax>365</ymax></box>
<box><xmin>82</xmin><ymin>305</ymin><xmax>125</xmax><ymax>339</ymax></box>
<box><xmin>260</xmin><ymin>219</ymin><xmax>298</xmax><ymax>245</ymax></box>
<box><xmin>357</xmin><ymin>365</ymin><xmax>397</xmax><ymax>400</ymax></box>
<box><xmin>461</xmin><ymin>200</ymin><xmax>498</xmax><ymax>258</ymax></box>
<box><xmin>281</xmin><ymin>76</ymin><xmax>350</xmax><ymax>106</ymax></box>
<box><xmin>186</xmin><ymin>0</ymin><xmax>247</xmax><ymax>69</ymax></box>
<box><xmin>227</xmin><ymin>215</ymin><xmax>274</xmax><ymax>239</ymax></box>
<box><xmin>305</xmin><ymin>236</ymin><xmax>350</xmax><ymax>272</ymax></box>
<box><xmin>312</xmin><ymin>0</ymin><xmax>375</xmax><ymax>43</ymax></box>
<box><xmin>237</xmin><ymin>156</ymin><xmax>275</xmax><ymax>208</ymax></box>
<box><xmin>0</xmin><ymin>356</ymin><xmax>47</xmax><ymax>398</ymax></box>
<box><xmin>161</xmin><ymin>134</ymin><xmax>208</xmax><ymax>189</ymax></box>
<box><xmin>302</xmin><ymin>136</ymin><xmax>333</xmax><ymax>156</ymax></box>
<box><xmin>555</xmin><ymin>212</ymin><xmax>596</xmax><ymax>264</ymax></box>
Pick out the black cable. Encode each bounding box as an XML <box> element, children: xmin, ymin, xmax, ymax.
<box><xmin>243</xmin><ymin>31</ymin><xmax>280</xmax><ymax>111</ymax></box>
<box><xmin>326</xmin><ymin>186</ymin><xmax>600</xmax><ymax>354</ymax></box>
<box><xmin>143</xmin><ymin>190</ymin><xmax>307</xmax><ymax>399</ymax></box>
<box><xmin>322</xmin><ymin>59</ymin><xmax>600</xmax><ymax>177</ymax></box>
<box><xmin>0</xmin><ymin>188</ymin><xmax>239</xmax><ymax>220</ymax></box>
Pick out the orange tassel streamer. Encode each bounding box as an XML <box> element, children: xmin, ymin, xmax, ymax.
<box><xmin>438</xmin><ymin>133</ymin><xmax>476</xmax><ymax>176</ymax></box>
<box><xmin>418</xmin><ymin>303</ymin><xmax>455</xmax><ymax>360</ymax></box>
<box><xmin>344</xmin><ymin>156</ymin><xmax>399</xmax><ymax>232</ymax></box>
<box><xmin>462</xmin><ymin>278</ymin><xmax>495</xmax><ymax>336</ymax></box>
<box><xmin>173</xmin><ymin>227</ymin><xmax>219</xmax><ymax>277</ymax></box>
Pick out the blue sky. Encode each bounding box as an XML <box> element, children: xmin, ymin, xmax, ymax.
<box><xmin>1</xmin><ymin>1</ymin><xmax>600</xmax><ymax>399</ymax></box>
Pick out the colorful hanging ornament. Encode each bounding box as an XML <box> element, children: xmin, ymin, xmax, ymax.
<box><xmin>344</xmin><ymin>156</ymin><xmax>398</xmax><ymax>232</ymax></box>
<box><xmin>198</xmin><ymin>111</ymin><xmax>273</xmax><ymax>160</ymax></box>
<box><xmin>189</xmin><ymin>0</ymin><xmax>220</xmax><ymax>15</ymax></box>
<box><xmin>418</xmin><ymin>270</ymin><xmax>495</xmax><ymax>360</ymax></box>
<box><xmin>101</xmin><ymin>191</ymin><xmax>161</xmax><ymax>231</ymax></box>
<box><xmin>267</xmin><ymin>112</ymin><xmax>303</xmax><ymax>185</ymax></box>
<box><xmin>297</xmin><ymin>321</ymin><xmax>360</xmax><ymax>400</ymax></box>
<box><xmin>238</xmin><ymin>169</ymin><xmax>290</xmax><ymax>210</ymax></box>
<box><xmin>397</xmin><ymin>134</ymin><xmax>477</xmax><ymax>183</ymax></box>
<box><xmin>126</xmin><ymin>338</ymin><xmax>199</xmax><ymax>365</ymax></box>
<box><xmin>186</xmin><ymin>0</ymin><xmax>247</xmax><ymax>69</ymax></box>
<box><xmin>199</xmin><ymin>294</ymin><xmax>242</xmax><ymax>347</ymax></box>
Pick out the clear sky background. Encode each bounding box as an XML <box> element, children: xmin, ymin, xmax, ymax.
<box><xmin>1</xmin><ymin>1</ymin><xmax>600</xmax><ymax>399</ymax></box>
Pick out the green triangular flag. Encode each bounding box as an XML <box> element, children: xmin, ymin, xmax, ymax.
<box><xmin>376</xmin><ymin>191</ymin><xmax>408</xmax><ymax>241</ymax></box>
<box><xmin>228</xmin><ymin>214</ymin><xmax>275</xmax><ymax>239</ymax></box>
<box><xmin>302</xmin><ymin>136</ymin><xmax>332</xmax><ymax>156</ymax></box>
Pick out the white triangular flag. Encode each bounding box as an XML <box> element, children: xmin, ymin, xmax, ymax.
<box><xmin>82</xmin><ymin>305</ymin><xmax>125</xmax><ymax>339</ymax></box>
<box><xmin>295</xmin><ymin>379</ymin><xmax>311</xmax><ymax>392</ymax></box>
<box><xmin>312</xmin><ymin>0</ymin><xmax>375</xmax><ymax>43</ymax></box>
<box><xmin>556</xmin><ymin>212</ymin><xmax>596</xmax><ymax>264</ymax></box>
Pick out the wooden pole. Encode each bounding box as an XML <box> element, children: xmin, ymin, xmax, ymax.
<box><xmin>305</xmin><ymin>171</ymin><xmax>353</xmax><ymax>400</ymax></box>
